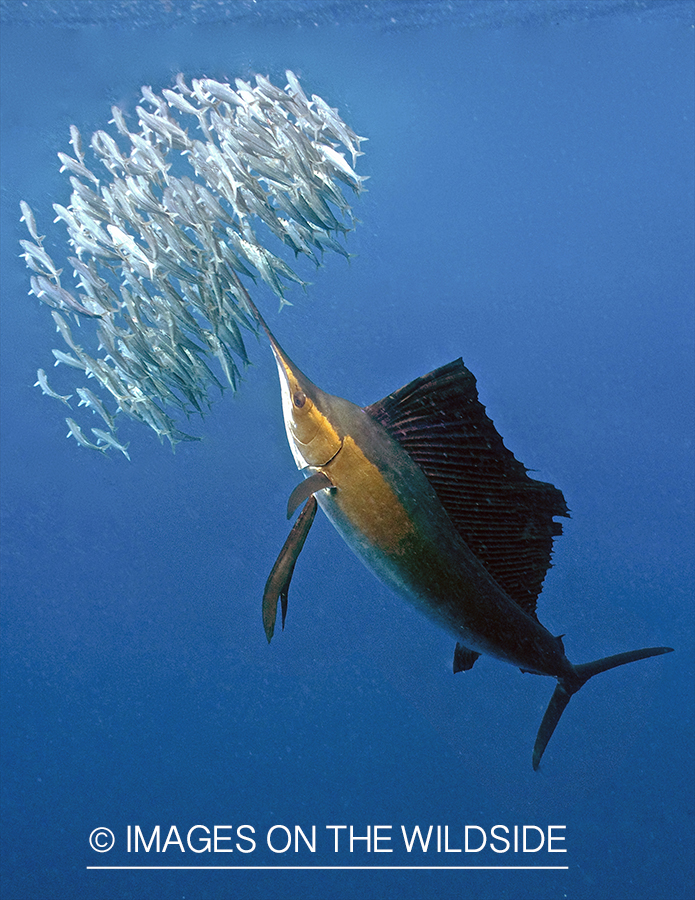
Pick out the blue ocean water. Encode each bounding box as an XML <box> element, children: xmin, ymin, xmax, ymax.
<box><xmin>1</xmin><ymin>2</ymin><xmax>693</xmax><ymax>899</ymax></box>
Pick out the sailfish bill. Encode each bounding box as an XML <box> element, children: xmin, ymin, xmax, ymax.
<box><xmin>248</xmin><ymin>296</ymin><xmax>673</xmax><ymax>769</ymax></box>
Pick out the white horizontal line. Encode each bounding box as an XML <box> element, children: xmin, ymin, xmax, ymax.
<box><xmin>87</xmin><ymin>865</ymin><xmax>569</xmax><ymax>871</ymax></box>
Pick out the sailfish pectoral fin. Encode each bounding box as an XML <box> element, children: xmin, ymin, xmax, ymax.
<box><xmin>262</xmin><ymin>495</ymin><xmax>318</xmax><ymax>643</ymax></box>
<box><xmin>286</xmin><ymin>470</ymin><xmax>333</xmax><ymax>518</ymax></box>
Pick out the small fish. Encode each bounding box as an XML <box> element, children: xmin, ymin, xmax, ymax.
<box><xmin>128</xmin><ymin>133</ymin><xmax>171</xmax><ymax>179</ymax></box>
<box><xmin>77</xmin><ymin>387</ymin><xmax>116</xmax><ymax>431</ymax></box>
<box><xmin>109</xmin><ymin>105</ymin><xmax>130</xmax><ymax>137</ymax></box>
<box><xmin>29</xmin><ymin>275</ymin><xmax>60</xmax><ymax>309</ymax></box>
<box><xmin>34</xmin><ymin>369</ymin><xmax>72</xmax><ymax>407</ymax></box>
<box><xmin>190</xmin><ymin>79</ymin><xmax>217</xmax><ymax>108</ymax></box>
<box><xmin>163</xmin><ymin>88</ymin><xmax>200</xmax><ymax>118</ymax></box>
<box><xmin>140</xmin><ymin>84</ymin><xmax>170</xmax><ymax>117</ymax></box>
<box><xmin>204</xmin><ymin>332</ymin><xmax>240</xmax><ymax>389</ymax></box>
<box><xmin>52</xmin><ymin>349</ymin><xmax>88</xmax><ymax>371</ymax></box>
<box><xmin>135</xmin><ymin>106</ymin><xmax>189</xmax><ymax>149</ymax></box>
<box><xmin>52</xmin><ymin>203</ymin><xmax>81</xmax><ymax>232</ymax></box>
<box><xmin>91</xmin><ymin>428</ymin><xmax>130</xmax><ymax>460</ymax></box>
<box><xmin>285</xmin><ymin>70</ymin><xmax>310</xmax><ymax>107</ymax></box>
<box><xmin>70</xmin><ymin>228</ymin><xmax>121</xmax><ymax>263</ymax></box>
<box><xmin>106</xmin><ymin>224</ymin><xmax>156</xmax><ymax>280</ymax></box>
<box><xmin>69</xmin><ymin>125</ymin><xmax>85</xmax><ymax>163</ymax></box>
<box><xmin>19</xmin><ymin>201</ymin><xmax>44</xmax><ymax>244</ymax></box>
<box><xmin>51</xmin><ymin>310</ymin><xmax>81</xmax><ymax>352</ymax></box>
<box><xmin>34</xmin><ymin>276</ymin><xmax>102</xmax><ymax>318</ymax></box>
<box><xmin>83</xmin><ymin>358</ymin><xmax>128</xmax><ymax>400</ymax></box>
<box><xmin>68</xmin><ymin>257</ymin><xmax>119</xmax><ymax>311</ymax></box>
<box><xmin>57</xmin><ymin>151</ymin><xmax>99</xmax><ymax>186</ymax></box>
<box><xmin>91</xmin><ymin>130</ymin><xmax>127</xmax><ymax>173</ymax></box>
<box><xmin>65</xmin><ymin>418</ymin><xmax>105</xmax><ymax>452</ymax></box>
<box><xmin>301</xmin><ymin>183</ymin><xmax>343</xmax><ymax>233</ymax></box>
<box><xmin>311</xmin><ymin>95</ymin><xmax>366</xmax><ymax>165</ymax></box>
<box><xmin>279</xmin><ymin>218</ymin><xmax>320</xmax><ymax>264</ymax></box>
<box><xmin>198</xmin><ymin>78</ymin><xmax>244</xmax><ymax>107</ymax></box>
<box><xmin>309</xmin><ymin>227</ymin><xmax>353</xmax><ymax>261</ymax></box>
<box><xmin>68</xmin><ymin>178</ymin><xmax>110</xmax><ymax>219</ymax></box>
<box><xmin>175</xmin><ymin>72</ymin><xmax>192</xmax><ymax>96</ymax></box>
<box><xmin>317</xmin><ymin>144</ymin><xmax>365</xmax><ymax>189</ymax></box>
<box><xmin>192</xmin><ymin>183</ymin><xmax>234</xmax><ymax>227</ymax></box>
<box><xmin>68</xmin><ymin>203</ymin><xmax>110</xmax><ymax>246</ymax></box>
<box><xmin>254</xmin><ymin>73</ymin><xmax>290</xmax><ymax>105</ymax></box>
<box><xmin>19</xmin><ymin>240</ymin><xmax>62</xmax><ymax>279</ymax></box>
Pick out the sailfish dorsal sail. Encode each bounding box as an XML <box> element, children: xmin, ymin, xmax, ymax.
<box><xmin>364</xmin><ymin>358</ymin><xmax>570</xmax><ymax>617</ymax></box>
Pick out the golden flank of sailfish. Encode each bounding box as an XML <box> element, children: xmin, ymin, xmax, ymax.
<box><xmin>252</xmin><ymin>299</ymin><xmax>673</xmax><ymax>770</ymax></box>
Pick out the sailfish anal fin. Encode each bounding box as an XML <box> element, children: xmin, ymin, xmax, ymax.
<box><xmin>365</xmin><ymin>359</ymin><xmax>570</xmax><ymax>618</ymax></box>
<box><xmin>453</xmin><ymin>642</ymin><xmax>481</xmax><ymax>673</ymax></box>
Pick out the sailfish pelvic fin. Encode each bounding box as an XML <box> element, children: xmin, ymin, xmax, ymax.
<box><xmin>262</xmin><ymin>471</ymin><xmax>336</xmax><ymax>642</ymax></box>
<box><xmin>262</xmin><ymin>495</ymin><xmax>318</xmax><ymax>643</ymax></box>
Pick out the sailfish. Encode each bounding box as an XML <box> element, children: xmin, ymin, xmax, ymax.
<box><xmin>247</xmin><ymin>298</ymin><xmax>672</xmax><ymax>769</ymax></box>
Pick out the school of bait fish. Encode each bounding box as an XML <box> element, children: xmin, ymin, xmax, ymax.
<box><xmin>20</xmin><ymin>71</ymin><xmax>366</xmax><ymax>458</ymax></box>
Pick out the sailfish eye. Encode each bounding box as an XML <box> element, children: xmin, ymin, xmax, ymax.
<box><xmin>293</xmin><ymin>390</ymin><xmax>307</xmax><ymax>408</ymax></box>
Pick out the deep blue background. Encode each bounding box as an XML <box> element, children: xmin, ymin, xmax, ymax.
<box><xmin>1</xmin><ymin>2</ymin><xmax>693</xmax><ymax>899</ymax></box>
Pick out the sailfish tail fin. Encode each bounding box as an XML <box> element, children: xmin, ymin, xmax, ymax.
<box><xmin>532</xmin><ymin>646</ymin><xmax>674</xmax><ymax>770</ymax></box>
